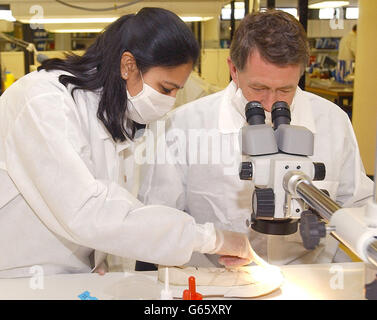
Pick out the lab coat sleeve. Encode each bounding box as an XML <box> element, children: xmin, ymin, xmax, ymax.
<box><xmin>138</xmin><ymin>119</ymin><xmax>219</xmax><ymax>254</ymax></box>
<box><xmin>4</xmin><ymin>92</ymin><xmax>216</xmax><ymax>266</ymax></box>
<box><xmin>336</xmin><ymin>115</ymin><xmax>374</xmax><ymax>207</ymax></box>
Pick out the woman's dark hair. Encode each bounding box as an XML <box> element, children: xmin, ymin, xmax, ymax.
<box><xmin>230</xmin><ymin>10</ymin><xmax>309</xmax><ymax>72</ymax></box>
<box><xmin>38</xmin><ymin>7</ymin><xmax>199</xmax><ymax>142</ymax></box>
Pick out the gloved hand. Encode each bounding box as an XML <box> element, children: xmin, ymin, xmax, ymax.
<box><xmin>209</xmin><ymin>229</ymin><xmax>268</xmax><ymax>268</ymax></box>
<box><xmin>92</xmin><ymin>261</ymin><xmax>107</xmax><ymax>276</ymax></box>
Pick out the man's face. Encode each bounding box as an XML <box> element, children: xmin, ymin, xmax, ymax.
<box><xmin>228</xmin><ymin>49</ymin><xmax>302</xmax><ymax>112</ymax></box>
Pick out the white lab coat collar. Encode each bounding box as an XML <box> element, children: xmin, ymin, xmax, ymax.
<box><xmin>218</xmin><ymin>81</ymin><xmax>317</xmax><ymax>134</ymax></box>
<box><xmin>218</xmin><ymin>81</ymin><xmax>245</xmax><ymax>134</ymax></box>
<box><xmin>290</xmin><ymin>86</ymin><xmax>317</xmax><ymax>134</ymax></box>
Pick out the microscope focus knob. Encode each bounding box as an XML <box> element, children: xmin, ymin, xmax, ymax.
<box><xmin>313</xmin><ymin>162</ymin><xmax>326</xmax><ymax>181</ymax></box>
<box><xmin>252</xmin><ymin>188</ymin><xmax>275</xmax><ymax>219</ymax></box>
<box><xmin>239</xmin><ymin>162</ymin><xmax>253</xmax><ymax>180</ymax></box>
<box><xmin>299</xmin><ymin>211</ymin><xmax>326</xmax><ymax>250</ymax></box>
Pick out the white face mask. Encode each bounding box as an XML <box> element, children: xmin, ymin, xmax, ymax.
<box><xmin>126</xmin><ymin>75</ymin><xmax>176</xmax><ymax>124</ymax></box>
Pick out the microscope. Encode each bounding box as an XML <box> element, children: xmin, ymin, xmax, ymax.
<box><xmin>239</xmin><ymin>101</ymin><xmax>377</xmax><ymax>299</ymax></box>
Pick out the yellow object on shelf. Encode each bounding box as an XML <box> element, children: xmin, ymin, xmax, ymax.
<box><xmin>3</xmin><ymin>71</ymin><xmax>15</xmax><ymax>91</ymax></box>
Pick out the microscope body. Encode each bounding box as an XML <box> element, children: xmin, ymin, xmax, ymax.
<box><xmin>240</xmin><ymin>102</ymin><xmax>325</xmax><ymax>235</ymax></box>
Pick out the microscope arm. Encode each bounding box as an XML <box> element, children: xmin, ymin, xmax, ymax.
<box><xmin>283</xmin><ymin>170</ymin><xmax>377</xmax><ymax>267</ymax></box>
<box><xmin>283</xmin><ymin>171</ymin><xmax>341</xmax><ymax>221</ymax></box>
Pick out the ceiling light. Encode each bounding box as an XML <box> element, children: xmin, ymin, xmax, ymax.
<box><xmin>50</xmin><ymin>28</ymin><xmax>103</xmax><ymax>33</ymax></box>
<box><xmin>319</xmin><ymin>8</ymin><xmax>336</xmax><ymax>19</ymax></box>
<box><xmin>180</xmin><ymin>16</ymin><xmax>213</xmax><ymax>22</ymax></box>
<box><xmin>346</xmin><ymin>7</ymin><xmax>359</xmax><ymax>19</ymax></box>
<box><xmin>224</xmin><ymin>2</ymin><xmax>245</xmax><ymax>10</ymax></box>
<box><xmin>0</xmin><ymin>9</ymin><xmax>16</xmax><ymax>22</ymax></box>
<box><xmin>221</xmin><ymin>8</ymin><xmax>245</xmax><ymax>20</ymax></box>
<box><xmin>309</xmin><ymin>1</ymin><xmax>349</xmax><ymax>9</ymax></box>
<box><xmin>19</xmin><ymin>17</ymin><xmax>118</xmax><ymax>24</ymax></box>
<box><xmin>19</xmin><ymin>16</ymin><xmax>214</xmax><ymax>25</ymax></box>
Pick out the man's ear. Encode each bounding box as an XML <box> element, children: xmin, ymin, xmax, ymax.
<box><xmin>227</xmin><ymin>57</ymin><xmax>238</xmax><ymax>85</ymax></box>
<box><xmin>120</xmin><ymin>51</ymin><xmax>138</xmax><ymax>80</ymax></box>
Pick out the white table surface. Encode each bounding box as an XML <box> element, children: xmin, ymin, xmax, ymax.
<box><xmin>0</xmin><ymin>262</ymin><xmax>368</xmax><ymax>300</ymax></box>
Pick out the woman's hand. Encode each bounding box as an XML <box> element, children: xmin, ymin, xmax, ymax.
<box><xmin>93</xmin><ymin>261</ymin><xmax>108</xmax><ymax>276</ymax></box>
<box><xmin>211</xmin><ymin>229</ymin><xmax>268</xmax><ymax>268</ymax></box>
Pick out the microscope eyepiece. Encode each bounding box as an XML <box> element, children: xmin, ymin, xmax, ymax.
<box><xmin>245</xmin><ymin>101</ymin><xmax>265</xmax><ymax>125</ymax></box>
<box><xmin>271</xmin><ymin>101</ymin><xmax>291</xmax><ymax>130</ymax></box>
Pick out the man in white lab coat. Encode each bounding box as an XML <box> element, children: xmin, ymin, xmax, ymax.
<box><xmin>336</xmin><ymin>24</ymin><xmax>357</xmax><ymax>83</ymax></box>
<box><xmin>338</xmin><ymin>24</ymin><xmax>357</xmax><ymax>62</ymax></box>
<box><xmin>138</xmin><ymin>11</ymin><xmax>373</xmax><ymax>267</ymax></box>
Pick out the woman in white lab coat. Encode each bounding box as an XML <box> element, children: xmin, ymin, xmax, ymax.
<box><xmin>0</xmin><ymin>8</ymin><xmax>255</xmax><ymax>278</ymax></box>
